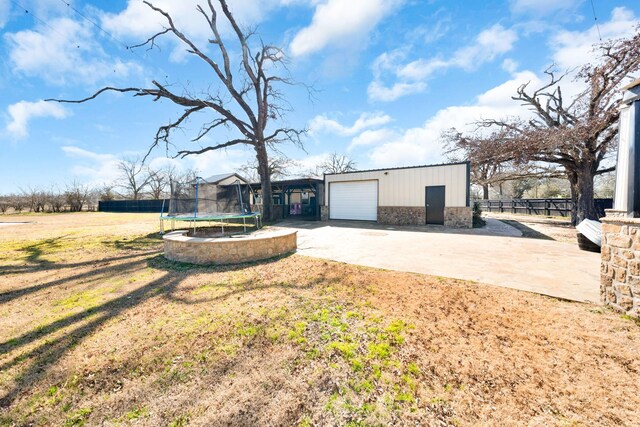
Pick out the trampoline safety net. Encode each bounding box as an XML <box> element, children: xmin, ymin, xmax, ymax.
<box><xmin>167</xmin><ymin>178</ymin><xmax>251</xmax><ymax>217</ymax></box>
<box><xmin>160</xmin><ymin>177</ymin><xmax>261</xmax><ymax>234</ymax></box>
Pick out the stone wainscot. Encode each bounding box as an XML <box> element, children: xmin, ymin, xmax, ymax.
<box><xmin>164</xmin><ymin>229</ymin><xmax>297</xmax><ymax>265</ymax></box>
<box><xmin>320</xmin><ymin>205</ymin><xmax>472</xmax><ymax>228</ymax></box>
<box><xmin>600</xmin><ymin>210</ymin><xmax>640</xmax><ymax>317</ymax></box>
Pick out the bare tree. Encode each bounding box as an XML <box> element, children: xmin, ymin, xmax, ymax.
<box><xmin>22</xmin><ymin>187</ymin><xmax>48</xmax><ymax>213</ymax></box>
<box><xmin>444</xmin><ymin>129</ymin><xmax>513</xmax><ymax>199</ymax></box>
<box><xmin>97</xmin><ymin>184</ymin><xmax>118</xmax><ymax>201</ymax></box>
<box><xmin>117</xmin><ymin>158</ymin><xmax>152</xmax><ymax>200</ymax></box>
<box><xmin>65</xmin><ymin>181</ymin><xmax>91</xmax><ymax>212</ymax></box>
<box><xmin>48</xmin><ymin>1</ymin><xmax>305</xmax><ymax>221</ymax></box>
<box><xmin>445</xmin><ymin>128</ymin><xmax>566</xmax><ymax>199</ymax></box>
<box><xmin>318</xmin><ymin>152</ymin><xmax>357</xmax><ymax>174</ymax></box>
<box><xmin>48</xmin><ymin>188</ymin><xmax>66</xmax><ymax>212</ymax></box>
<box><xmin>10</xmin><ymin>194</ymin><xmax>25</xmax><ymax>213</ymax></box>
<box><xmin>165</xmin><ymin>167</ymin><xmax>199</xmax><ymax>198</ymax></box>
<box><xmin>0</xmin><ymin>197</ymin><xmax>9</xmax><ymax>214</ymax></box>
<box><xmin>445</xmin><ymin>28</ymin><xmax>640</xmax><ymax>223</ymax></box>
<box><xmin>239</xmin><ymin>155</ymin><xmax>294</xmax><ymax>183</ymax></box>
<box><xmin>147</xmin><ymin>167</ymin><xmax>169</xmax><ymax>199</ymax></box>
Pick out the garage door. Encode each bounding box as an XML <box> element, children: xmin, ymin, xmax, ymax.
<box><xmin>329</xmin><ymin>180</ymin><xmax>378</xmax><ymax>221</ymax></box>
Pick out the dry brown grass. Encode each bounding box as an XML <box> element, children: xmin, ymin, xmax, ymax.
<box><xmin>0</xmin><ymin>212</ymin><xmax>638</xmax><ymax>426</ymax></box>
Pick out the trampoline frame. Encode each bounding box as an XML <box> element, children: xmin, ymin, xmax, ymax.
<box><xmin>159</xmin><ymin>212</ymin><xmax>262</xmax><ymax>235</ymax></box>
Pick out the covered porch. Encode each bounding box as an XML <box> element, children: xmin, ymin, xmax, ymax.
<box><xmin>247</xmin><ymin>178</ymin><xmax>324</xmax><ymax>221</ymax></box>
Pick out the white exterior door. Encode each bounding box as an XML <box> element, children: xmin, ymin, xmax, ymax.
<box><xmin>329</xmin><ymin>180</ymin><xmax>378</xmax><ymax>221</ymax></box>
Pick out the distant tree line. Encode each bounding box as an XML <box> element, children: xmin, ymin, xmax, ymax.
<box><xmin>0</xmin><ymin>182</ymin><xmax>95</xmax><ymax>214</ymax></box>
<box><xmin>0</xmin><ymin>157</ymin><xmax>198</xmax><ymax>214</ymax></box>
<box><xmin>0</xmin><ymin>152</ymin><xmax>357</xmax><ymax>214</ymax></box>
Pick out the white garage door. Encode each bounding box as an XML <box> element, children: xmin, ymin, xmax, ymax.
<box><xmin>329</xmin><ymin>180</ymin><xmax>378</xmax><ymax>221</ymax></box>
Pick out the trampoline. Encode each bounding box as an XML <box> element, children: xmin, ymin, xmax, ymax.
<box><xmin>159</xmin><ymin>176</ymin><xmax>262</xmax><ymax>235</ymax></box>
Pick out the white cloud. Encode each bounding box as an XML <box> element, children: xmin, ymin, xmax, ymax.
<box><xmin>187</xmin><ymin>148</ymin><xmax>250</xmax><ymax>176</ymax></box>
<box><xmin>101</xmin><ymin>0</ymin><xmax>270</xmax><ymax>39</ymax></box>
<box><xmin>310</xmin><ymin>112</ymin><xmax>392</xmax><ymax>136</ymax></box>
<box><xmin>61</xmin><ymin>146</ymin><xmax>122</xmax><ymax>186</ymax></box>
<box><xmin>5</xmin><ymin>100</ymin><xmax>70</xmax><ymax>139</ymax></box>
<box><xmin>510</xmin><ymin>0</ymin><xmax>579</xmax><ymax>16</ymax></box>
<box><xmin>62</xmin><ymin>146</ymin><xmax>114</xmax><ymax>162</ymax></box>
<box><xmin>408</xmin><ymin>14</ymin><xmax>453</xmax><ymax>45</ymax></box>
<box><xmin>101</xmin><ymin>0</ymin><xmax>288</xmax><ymax>62</ymax></box>
<box><xmin>289</xmin><ymin>153</ymin><xmax>332</xmax><ymax>178</ymax></box>
<box><xmin>364</xmin><ymin>71</ymin><xmax>544</xmax><ymax>167</ymax></box>
<box><xmin>366</xmin><ymin>81</ymin><xmax>427</xmax><ymax>103</ymax></box>
<box><xmin>363</xmin><ymin>6</ymin><xmax>640</xmax><ymax>166</ymax></box>
<box><xmin>289</xmin><ymin>0</ymin><xmax>402</xmax><ymax>57</ymax></box>
<box><xmin>348</xmin><ymin>128</ymin><xmax>399</xmax><ymax>151</ymax></box>
<box><xmin>61</xmin><ymin>145</ymin><xmax>236</xmax><ymax>187</ymax></box>
<box><xmin>369</xmin><ymin>24</ymin><xmax>518</xmax><ymax>102</ymax></box>
<box><xmin>0</xmin><ymin>0</ymin><xmax>10</xmax><ymax>29</ymax></box>
<box><xmin>453</xmin><ymin>24</ymin><xmax>519</xmax><ymax>70</ymax></box>
<box><xmin>501</xmin><ymin>58</ymin><xmax>519</xmax><ymax>74</ymax></box>
<box><xmin>551</xmin><ymin>7</ymin><xmax>639</xmax><ymax>71</ymax></box>
<box><xmin>5</xmin><ymin>17</ymin><xmax>142</xmax><ymax>85</ymax></box>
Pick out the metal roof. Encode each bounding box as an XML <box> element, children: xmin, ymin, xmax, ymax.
<box><xmin>323</xmin><ymin>161</ymin><xmax>470</xmax><ymax>176</ymax></box>
<box><xmin>202</xmin><ymin>172</ymin><xmax>247</xmax><ymax>184</ymax></box>
<box><xmin>622</xmin><ymin>78</ymin><xmax>640</xmax><ymax>91</ymax></box>
<box><xmin>246</xmin><ymin>177</ymin><xmax>323</xmax><ymax>189</ymax></box>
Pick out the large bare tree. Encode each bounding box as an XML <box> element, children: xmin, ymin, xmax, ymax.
<box><xmin>445</xmin><ymin>28</ymin><xmax>640</xmax><ymax>224</ymax></box>
<box><xmin>48</xmin><ymin>0</ymin><xmax>304</xmax><ymax>220</ymax></box>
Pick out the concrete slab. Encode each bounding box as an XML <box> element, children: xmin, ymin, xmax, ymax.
<box><xmin>282</xmin><ymin>220</ymin><xmax>600</xmax><ymax>303</ymax></box>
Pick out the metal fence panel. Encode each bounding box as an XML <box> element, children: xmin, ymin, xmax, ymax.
<box><xmin>477</xmin><ymin>198</ymin><xmax>612</xmax><ymax>218</ymax></box>
<box><xmin>98</xmin><ymin>199</ymin><xmax>169</xmax><ymax>213</ymax></box>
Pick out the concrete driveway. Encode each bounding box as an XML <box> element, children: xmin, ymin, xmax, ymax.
<box><xmin>282</xmin><ymin>219</ymin><xmax>600</xmax><ymax>303</ymax></box>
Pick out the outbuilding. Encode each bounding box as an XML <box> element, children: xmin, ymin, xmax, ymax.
<box><xmin>321</xmin><ymin>162</ymin><xmax>472</xmax><ymax>228</ymax></box>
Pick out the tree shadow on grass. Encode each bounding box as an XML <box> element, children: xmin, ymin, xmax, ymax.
<box><xmin>105</xmin><ymin>232</ymin><xmax>164</xmax><ymax>251</ymax></box>
<box><xmin>0</xmin><ymin>271</ymin><xmax>184</xmax><ymax>408</ymax></box>
<box><xmin>0</xmin><ymin>252</ymin><xmax>161</xmax><ymax>305</ymax></box>
<box><xmin>18</xmin><ymin>235</ymin><xmax>70</xmax><ymax>264</ymax></box>
<box><xmin>0</xmin><ymin>250</ymin><xmax>310</xmax><ymax>410</ymax></box>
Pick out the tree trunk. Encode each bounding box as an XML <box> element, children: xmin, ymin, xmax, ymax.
<box><xmin>482</xmin><ymin>184</ymin><xmax>489</xmax><ymax>200</ymax></box>
<box><xmin>575</xmin><ymin>165</ymin><xmax>598</xmax><ymax>224</ymax></box>
<box><xmin>567</xmin><ymin>165</ymin><xmax>598</xmax><ymax>226</ymax></box>
<box><xmin>255</xmin><ymin>144</ymin><xmax>273</xmax><ymax>221</ymax></box>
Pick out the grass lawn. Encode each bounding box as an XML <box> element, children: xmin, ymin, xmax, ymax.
<box><xmin>0</xmin><ymin>213</ymin><xmax>639</xmax><ymax>426</ymax></box>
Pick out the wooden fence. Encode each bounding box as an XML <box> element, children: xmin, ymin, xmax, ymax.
<box><xmin>477</xmin><ymin>198</ymin><xmax>612</xmax><ymax>218</ymax></box>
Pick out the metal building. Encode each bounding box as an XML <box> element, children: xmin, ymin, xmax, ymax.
<box><xmin>322</xmin><ymin>162</ymin><xmax>472</xmax><ymax>228</ymax></box>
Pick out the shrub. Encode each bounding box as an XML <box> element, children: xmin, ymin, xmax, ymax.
<box><xmin>472</xmin><ymin>201</ymin><xmax>486</xmax><ymax>228</ymax></box>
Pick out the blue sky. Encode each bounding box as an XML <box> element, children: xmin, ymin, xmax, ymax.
<box><xmin>0</xmin><ymin>0</ymin><xmax>639</xmax><ymax>193</ymax></box>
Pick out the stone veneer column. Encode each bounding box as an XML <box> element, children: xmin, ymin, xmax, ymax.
<box><xmin>600</xmin><ymin>210</ymin><xmax>640</xmax><ymax>317</ymax></box>
<box><xmin>320</xmin><ymin>206</ymin><xmax>329</xmax><ymax>221</ymax></box>
<box><xmin>443</xmin><ymin>207</ymin><xmax>473</xmax><ymax>228</ymax></box>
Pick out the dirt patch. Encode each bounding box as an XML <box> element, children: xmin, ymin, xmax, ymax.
<box><xmin>0</xmin><ymin>212</ymin><xmax>638</xmax><ymax>426</ymax></box>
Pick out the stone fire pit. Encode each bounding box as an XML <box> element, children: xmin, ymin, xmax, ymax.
<box><xmin>163</xmin><ymin>228</ymin><xmax>297</xmax><ymax>265</ymax></box>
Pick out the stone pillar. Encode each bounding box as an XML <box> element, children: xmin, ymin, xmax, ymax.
<box><xmin>444</xmin><ymin>207</ymin><xmax>473</xmax><ymax>228</ymax></box>
<box><xmin>600</xmin><ymin>210</ymin><xmax>640</xmax><ymax>317</ymax></box>
<box><xmin>320</xmin><ymin>205</ymin><xmax>329</xmax><ymax>221</ymax></box>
